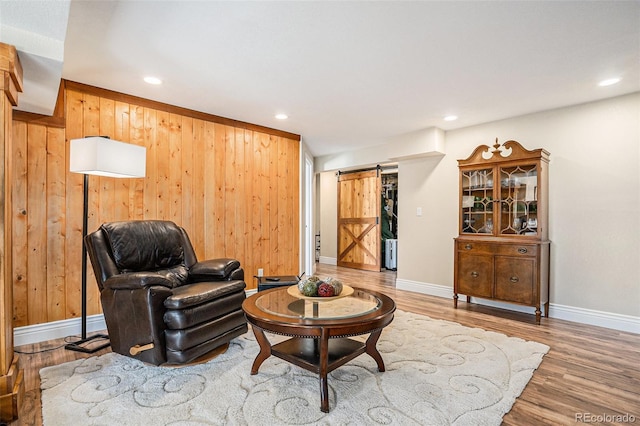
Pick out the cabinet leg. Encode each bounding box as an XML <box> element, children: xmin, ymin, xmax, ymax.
<box><xmin>453</xmin><ymin>293</ymin><xmax>458</xmax><ymax>309</ymax></box>
<box><xmin>544</xmin><ymin>301</ymin><xmax>549</xmax><ymax>317</ymax></box>
<box><xmin>535</xmin><ymin>307</ymin><xmax>542</xmax><ymax>325</ymax></box>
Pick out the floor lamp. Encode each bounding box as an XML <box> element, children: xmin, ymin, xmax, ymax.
<box><xmin>65</xmin><ymin>136</ymin><xmax>146</xmax><ymax>353</ymax></box>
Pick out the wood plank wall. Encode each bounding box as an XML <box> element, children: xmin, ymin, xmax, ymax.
<box><xmin>11</xmin><ymin>82</ymin><xmax>300</xmax><ymax>327</ymax></box>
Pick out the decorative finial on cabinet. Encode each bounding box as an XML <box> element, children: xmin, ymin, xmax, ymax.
<box><xmin>491</xmin><ymin>138</ymin><xmax>501</xmax><ymax>154</ymax></box>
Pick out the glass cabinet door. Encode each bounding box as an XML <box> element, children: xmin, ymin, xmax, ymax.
<box><xmin>461</xmin><ymin>167</ymin><xmax>494</xmax><ymax>234</ymax></box>
<box><xmin>498</xmin><ymin>164</ymin><xmax>538</xmax><ymax>236</ymax></box>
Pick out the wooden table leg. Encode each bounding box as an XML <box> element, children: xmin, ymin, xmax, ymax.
<box><xmin>250</xmin><ymin>326</ymin><xmax>272</xmax><ymax>375</ymax></box>
<box><xmin>365</xmin><ymin>329</ymin><xmax>385</xmax><ymax>372</ymax></box>
<box><xmin>319</xmin><ymin>328</ymin><xmax>330</xmax><ymax>413</ymax></box>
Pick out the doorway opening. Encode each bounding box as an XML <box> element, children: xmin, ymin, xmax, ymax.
<box><xmin>381</xmin><ymin>170</ymin><xmax>398</xmax><ymax>271</ymax></box>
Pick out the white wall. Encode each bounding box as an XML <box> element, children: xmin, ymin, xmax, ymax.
<box><xmin>318</xmin><ymin>92</ymin><xmax>640</xmax><ymax>328</ymax></box>
<box><xmin>300</xmin><ymin>141</ymin><xmax>316</xmax><ymax>276</ymax></box>
<box><xmin>396</xmin><ymin>155</ymin><xmax>456</xmax><ymax>288</ymax></box>
<box><xmin>318</xmin><ymin>171</ymin><xmax>338</xmax><ymax>264</ymax></box>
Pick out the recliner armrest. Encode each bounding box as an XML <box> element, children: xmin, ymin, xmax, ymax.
<box><xmin>164</xmin><ymin>280</ymin><xmax>246</xmax><ymax>310</ymax></box>
<box><xmin>189</xmin><ymin>258</ymin><xmax>241</xmax><ymax>281</ymax></box>
<box><xmin>103</xmin><ymin>272</ymin><xmax>177</xmax><ymax>290</ymax></box>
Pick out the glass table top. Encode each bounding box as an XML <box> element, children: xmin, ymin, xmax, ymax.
<box><xmin>254</xmin><ymin>286</ymin><xmax>381</xmax><ymax>320</ymax></box>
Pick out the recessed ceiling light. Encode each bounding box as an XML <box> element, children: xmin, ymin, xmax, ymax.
<box><xmin>444</xmin><ymin>115</ymin><xmax>458</xmax><ymax>122</ymax></box>
<box><xmin>144</xmin><ymin>76</ymin><xmax>162</xmax><ymax>85</ymax></box>
<box><xmin>275</xmin><ymin>113</ymin><xmax>288</xmax><ymax>120</ymax></box>
<box><xmin>598</xmin><ymin>77</ymin><xmax>621</xmax><ymax>87</ymax></box>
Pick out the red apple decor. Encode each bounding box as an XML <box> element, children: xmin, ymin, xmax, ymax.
<box><xmin>317</xmin><ymin>282</ymin><xmax>335</xmax><ymax>297</ymax></box>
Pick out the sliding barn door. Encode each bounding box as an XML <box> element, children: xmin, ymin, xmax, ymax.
<box><xmin>337</xmin><ymin>169</ymin><xmax>381</xmax><ymax>271</ymax></box>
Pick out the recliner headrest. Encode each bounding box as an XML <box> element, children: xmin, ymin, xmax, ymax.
<box><xmin>101</xmin><ymin>220</ymin><xmax>185</xmax><ymax>272</ymax></box>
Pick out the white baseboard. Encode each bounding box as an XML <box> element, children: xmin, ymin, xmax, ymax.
<box><xmin>396</xmin><ymin>278</ymin><xmax>640</xmax><ymax>334</ymax></box>
<box><xmin>14</xmin><ymin>314</ymin><xmax>107</xmax><ymax>347</ymax></box>
<box><xmin>549</xmin><ymin>303</ymin><xmax>640</xmax><ymax>334</ymax></box>
<box><xmin>318</xmin><ymin>256</ymin><xmax>337</xmax><ymax>265</ymax></box>
<box><xmin>396</xmin><ymin>278</ymin><xmax>452</xmax><ymax>300</ymax></box>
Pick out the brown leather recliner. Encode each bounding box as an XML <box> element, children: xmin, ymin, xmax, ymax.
<box><xmin>85</xmin><ymin>220</ymin><xmax>248</xmax><ymax>365</ymax></box>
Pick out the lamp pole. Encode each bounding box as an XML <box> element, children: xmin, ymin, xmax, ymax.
<box><xmin>65</xmin><ymin>174</ymin><xmax>110</xmax><ymax>353</ymax></box>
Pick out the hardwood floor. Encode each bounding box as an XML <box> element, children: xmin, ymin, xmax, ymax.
<box><xmin>12</xmin><ymin>264</ymin><xmax>640</xmax><ymax>425</ymax></box>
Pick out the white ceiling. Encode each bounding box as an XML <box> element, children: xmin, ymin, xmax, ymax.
<box><xmin>2</xmin><ymin>1</ymin><xmax>639</xmax><ymax>157</ymax></box>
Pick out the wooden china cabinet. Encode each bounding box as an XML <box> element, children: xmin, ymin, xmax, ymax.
<box><xmin>454</xmin><ymin>139</ymin><xmax>550</xmax><ymax>323</ymax></box>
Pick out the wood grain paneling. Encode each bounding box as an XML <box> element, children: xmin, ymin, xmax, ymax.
<box><xmin>11</xmin><ymin>82</ymin><xmax>300</xmax><ymax>327</ymax></box>
<box><xmin>11</xmin><ymin>121</ymin><xmax>27</xmax><ymax>328</ymax></box>
<box><xmin>26</xmin><ymin>124</ymin><xmax>47</xmax><ymax>325</ymax></box>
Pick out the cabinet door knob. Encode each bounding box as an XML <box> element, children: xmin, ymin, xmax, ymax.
<box><xmin>465</xmin><ymin>244</ymin><xmax>472</xmax><ymax>250</ymax></box>
<box><xmin>470</xmin><ymin>271</ymin><xmax>479</xmax><ymax>278</ymax></box>
<box><xmin>517</xmin><ymin>247</ymin><xmax>528</xmax><ymax>254</ymax></box>
<box><xmin>510</xmin><ymin>276</ymin><xmax>519</xmax><ymax>283</ymax></box>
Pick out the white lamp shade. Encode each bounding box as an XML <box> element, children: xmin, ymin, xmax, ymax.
<box><xmin>70</xmin><ymin>137</ymin><xmax>146</xmax><ymax>178</ymax></box>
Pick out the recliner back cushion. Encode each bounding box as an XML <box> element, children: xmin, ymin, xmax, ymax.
<box><xmin>102</xmin><ymin>221</ymin><xmax>186</xmax><ymax>273</ymax></box>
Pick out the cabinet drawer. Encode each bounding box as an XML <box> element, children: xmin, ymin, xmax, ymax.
<box><xmin>457</xmin><ymin>241</ymin><xmax>537</xmax><ymax>257</ymax></box>
<box><xmin>494</xmin><ymin>244</ymin><xmax>538</xmax><ymax>257</ymax></box>
<box><xmin>456</xmin><ymin>241</ymin><xmax>494</xmax><ymax>255</ymax></box>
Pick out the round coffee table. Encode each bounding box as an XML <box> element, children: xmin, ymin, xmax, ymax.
<box><xmin>242</xmin><ymin>286</ymin><xmax>396</xmax><ymax>412</ymax></box>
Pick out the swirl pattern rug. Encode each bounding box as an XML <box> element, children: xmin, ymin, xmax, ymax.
<box><xmin>40</xmin><ymin>310</ymin><xmax>549</xmax><ymax>425</ymax></box>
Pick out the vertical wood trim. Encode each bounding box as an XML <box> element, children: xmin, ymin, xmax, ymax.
<box><xmin>168</xmin><ymin>113</ymin><xmax>182</xmax><ymax>225</ymax></box>
<box><xmin>191</xmin><ymin>119</ymin><xmax>205</xmax><ymax>259</ymax></box>
<box><xmin>64</xmin><ymin>90</ymin><xmax>84</xmax><ymax>319</ymax></box>
<box><xmin>45</xmin><ymin>127</ymin><xmax>66</xmax><ymax>321</ymax></box>
<box><xmin>11</xmin><ymin>121</ymin><xmax>27</xmax><ymax>327</ymax></box>
<box><xmin>1</xmin><ymin>42</ymin><xmax>24</xmax><ymax>422</ymax></box>
<box><xmin>252</xmin><ymin>132</ymin><xmax>269</xmax><ymax>276</ymax></box>
<box><xmin>26</xmin><ymin>124</ymin><xmax>47</xmax><ymax>324</ymax></box>
<box><xmin>129</xmin><ymin>105</ymin><xmax>145</xmax><ymax>220</ymax></box>
<box><xmin>259</xmin><ymin>132</ymin><xmax>272</xmax><ymax>275</ymax></box>
<box><xmin>0</xmin><ymin>83</ymin><xmax>11</xmax><ymax>374</ymax></box>
<box><xmin>268</xmin><ymin>135</ymin><xmax>279</xmax><ymax>274</ymax></box>
<box><xmin>98</xmin><ymin>97</ymin><xmax>116</xmax><ymax>232</ymax></box>
<box><xmin>180</xmin><ymin>116</ymin><xmax>193</xmax><ymax>237</ymax></box>
<box><xmin>243</xmin><ymin>130</ymin><xmax>254</xmax><ymax>277</ymax></box>
<box><xmin>211</xmin><ymin>123</ymin><xmax>225</xmax><ymax>256</ymax></box>
<box><xmin>156</xmin><ymin>111</ymin><xmax>170</xmax><ymax>220</ymax></box>
<box><xmin>114</xmin><ymin>101</ymin><xmax>131</xmax><ymax>222</ymax></box>
<box><xmin>204</xmin><ymin>122</ymin><xmax>217</xmax><ymax>257</ymax></box>
<box><xmin>233</xmin><ymin>127</ymin><xmax>245</xmax><ymax>264</ymax></box>
<box><xmin>82</xmin><ymin>94</ymin><xmax>101</xmax><ymax>315</ymax></box>
<box><xmin>143</xmin><ymin>108</ymin><xmax>157</xmax><ymax>219</ymax></box>
<box><xmin>224</xmin><ymin>126</ymin><xmax>236</xmax><ymax>258</ymax></box>
<box><xmin>277</xmin><ymin>136</ymin><xmax>289</xmax><ymax>272</ymax></box>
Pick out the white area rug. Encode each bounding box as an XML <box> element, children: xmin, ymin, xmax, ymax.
<box><xmin>41</xmin><ymin>310</ymin><xmax>549</xmax><ymax>425</ymax></box>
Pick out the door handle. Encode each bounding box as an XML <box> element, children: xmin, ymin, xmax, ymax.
<box><xmin>510</xmin><ymin>276</ymin><xmax>519</xmax><ymax>283</ymax></box>
<box><xmin>517</xmin><ymin>247</ymin><xmax>528</xmax><ymax>254</ymax></box>
<box><xmin>470</xmin><ymin>271</ymin><xmax>479</xmax><ymax>278</ymax></box>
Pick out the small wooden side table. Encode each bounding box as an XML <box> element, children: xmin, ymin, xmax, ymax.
<box><xmin>254</xmin><ymin>275</ymin><xmax>300</xmax><ymax>292</ymax></box>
